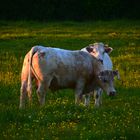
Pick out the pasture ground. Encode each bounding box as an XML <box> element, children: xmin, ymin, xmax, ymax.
<box><xmin>0</xmin><ymin>20</ymin><xmax>140</xmax><ymax>140</ymax></box>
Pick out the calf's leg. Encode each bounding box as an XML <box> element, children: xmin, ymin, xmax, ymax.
<box><xmin>94</xmin><ymin>88</ymin><xmax>102</xmax><ymax>107</ymax></box>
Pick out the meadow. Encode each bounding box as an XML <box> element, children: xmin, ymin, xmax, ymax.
<box><xmin>0</xmin><ymin>20</ymin><xmax>140</xmax><ymax>140</ymax></box>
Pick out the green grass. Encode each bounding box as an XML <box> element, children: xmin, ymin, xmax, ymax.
<box><xmin>0</xmin><ymin>20</ymin><xmax>140</xmax><ymax>140</ymax></box>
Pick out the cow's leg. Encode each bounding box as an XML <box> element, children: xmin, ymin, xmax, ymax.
<box><xmin>84</xmin><ymin>94</ymin><xmax>91</xmax><ymax>106</ymax></box>
<box><xmin>27</xmin><ymin>87</ymin><xmax>32</xmax><ymax>107</ymax></box>
<box><xmin>37</xmin><ymin>82</ymin><xmax>47</xmax><ymax>106</ymax></box>
<box><xmin>19</xmin><ymin>81</ymin><xmax>27</xmax><ymax>109</ymax></box>
<box><xmin>75</xmin><ymin>79</ymin><xmax>85</xmax><ymax>104</ymax></box>
<box><xmin>37</xmin><ymin>77</ymin><xmax>52</xmax><ymax>106</ymax></box>
<box><xmin>75</xmin><ymin>94</ymin><xmax>83</xmax><ymax>105</ymax></box>
<box><xmin>94</xmin><ymin>88</ymin><xmax>102</xmax><ymax>107</ymax></box>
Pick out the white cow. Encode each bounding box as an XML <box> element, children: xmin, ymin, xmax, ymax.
<box><xmin>81</xmin><ymin>42</ymin><xmax>120</xmax><ymax>107</ymax></box>
<box><xmin>19</xmin><ymin>45</ymin><xmax>118</xmax><ymax>109</ymax></box>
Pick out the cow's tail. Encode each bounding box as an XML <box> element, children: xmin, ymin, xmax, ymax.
<box><xmin>27</xmin><ymin>46</ymin><xmax>39</xmax><ymax>98</ymax></box>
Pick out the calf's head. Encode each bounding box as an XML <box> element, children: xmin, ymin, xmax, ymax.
<box><xmin>98</xmin><ymin>70</ymin><xmax>120</xmax><ymax>96</ymax></box>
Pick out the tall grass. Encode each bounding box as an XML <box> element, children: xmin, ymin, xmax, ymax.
<box><xmin>0</xmin><ymin>20</ymin><xmax>140</xmax><ymax>140</ymax></box>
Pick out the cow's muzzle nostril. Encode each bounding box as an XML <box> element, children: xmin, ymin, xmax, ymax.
<box><xmin>109</xmin><ymin>92</ymin><xmax>116</xmax><ymax>96</ymax></box>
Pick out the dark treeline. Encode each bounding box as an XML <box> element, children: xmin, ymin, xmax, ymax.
<box><xmin>0</xmin><ymin>0</ymin><xmax>139</xmax><ymax>21</ymax></box>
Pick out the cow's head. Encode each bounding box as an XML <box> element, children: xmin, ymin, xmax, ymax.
<box><xmin>86</xmin><ymin>42</ymin><xmax>113</xmax><ymax>62</ymax></box>
<box><xmin>98</xmin><ymin>70</ymin><xmax>120</xmax><ymax>96</ymax></box>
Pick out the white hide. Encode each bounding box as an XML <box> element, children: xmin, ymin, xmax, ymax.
<box><xmin>103</xmin><ymin>53</ymin><xmax>113</xmax><ymax>70</ymax></box>
<box><xmin>20</xmin><ymin>45</ymin><xmax>117</xmax><ymax>109</ymax></box>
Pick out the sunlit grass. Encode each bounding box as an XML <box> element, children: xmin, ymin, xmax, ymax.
<box><xmin>0</xmin><ymin>20</ymin><xmax>140</xmax><ymax>139</ymax></box>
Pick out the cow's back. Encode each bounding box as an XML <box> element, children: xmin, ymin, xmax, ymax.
<box><xmin>32</xmin><ymin>47</ymin><xmax>101</xmax><ymax>88</ymax></box>
<box><xmin>103</xmin><ymin>53</ymin><xmax>112</xmax><ymax>70</ymax></box>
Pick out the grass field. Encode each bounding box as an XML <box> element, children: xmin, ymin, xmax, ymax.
<box><xmin>0</xmin><ymin>20</ymin><xmax>140</xmax><ymax>140</ymax></box>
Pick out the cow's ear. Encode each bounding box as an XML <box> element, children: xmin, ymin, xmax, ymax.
<box><xmin>86</xmin><ymin>46</ymin><xmax>93</xmax><ymax>53</ymax></box>
<box><xmin>104</xmin><ymin>46</ymin><xmax>113</xmax><ymax>54</ymax></box>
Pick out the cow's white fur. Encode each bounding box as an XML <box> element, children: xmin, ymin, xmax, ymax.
<box><xmin>103</xmin><ymin>53</ymin><xmax>113</xmax><ymax>70</ymax></box>
<box><xmin>20</xmin><ymin>45</ymin><xmax>117</xmax><ymax>109</ymax></box>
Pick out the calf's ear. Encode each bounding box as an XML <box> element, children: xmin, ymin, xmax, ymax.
<box><xmin>104</xmin><ymin>46</ymin><xmax>113</xmax><ymax>54</ymax></box>
<box><xmin>113</xmin><ymin>70</ymin><xmax>120</xmax><ymax>80</ymax></box>
<box><xmin>98</xmin><ymin>71</ymin><xmax>105</xmax><ymax>80</ymax></box>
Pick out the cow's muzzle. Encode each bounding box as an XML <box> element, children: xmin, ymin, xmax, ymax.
<box><xmin>109</xmin><ymin>91</ymin><xmax>116</xmax><ymax>96</ymax></box>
